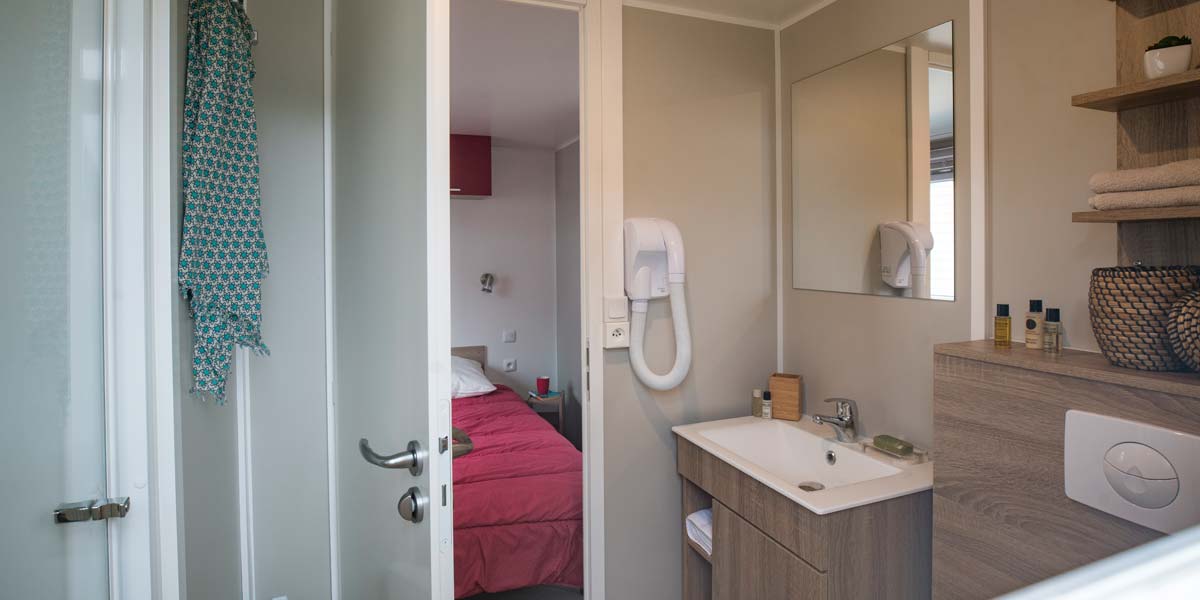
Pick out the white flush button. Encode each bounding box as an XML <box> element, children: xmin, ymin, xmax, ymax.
<box><xmin>1103</xmin><ymin>442</ymin><xmax>1179</xmax><ymax>509</ymax></box>
<box><xmin>1064</xmin><ymin>411</ymin><xmax>1200</xmax><ymax>533</ymax></box>
<box><xmin>1105</xmin><ymin>442</ymin><xmax>1177</xmax><ymax>480</ymax></box>
<box><xmin>1102</xmin><ymin>461</ymin><xmax>1179</xmax><ymax>509</ymax></box>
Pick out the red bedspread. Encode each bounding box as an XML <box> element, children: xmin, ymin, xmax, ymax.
<box><xmin>453</xmin><ymin>385</ymin><xmax>583</xmax><ymax>598</ymax></box>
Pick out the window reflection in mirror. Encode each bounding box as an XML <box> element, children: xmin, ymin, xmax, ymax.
<box><xmin>791</xmin><ymin>21</ymin><xmax>954</xmax><ymax>301</ymax></box>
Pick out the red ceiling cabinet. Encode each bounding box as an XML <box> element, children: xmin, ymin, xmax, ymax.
<box><xmin>450</xmin><ymin>134</ymin><xmax>492</xmax><ymax>197</ymax></box>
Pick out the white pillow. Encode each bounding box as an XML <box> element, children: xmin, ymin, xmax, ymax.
<box><xmin>451</xmin><ymin>355</ymin><xmax>496</xmax><ymax>398</ymax></box>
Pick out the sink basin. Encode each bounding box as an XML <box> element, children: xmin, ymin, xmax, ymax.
<box><xmin>673</xmin><ymin>416</ymin><xmax>932</xmax><ymax>514</ymax></box>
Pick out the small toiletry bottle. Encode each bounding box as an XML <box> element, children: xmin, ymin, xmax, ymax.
<box><xmin>994</xmin><ymin>304</ymin><xmax>1011</xmax><ymax>348</ymax></box>
<box><xmin>1043</xmin><ymin>308</ymin><xmax>1063</xmax><ymax>354</ymax></box>
<box><xmin>751</xmin><ymin>388</ymin><xmax>763</xmax><ymax>417</ymax></box>
<box><xmin>1025</xmin><ymin>299</ymin><xmax>1044</xmax><ymax>349</ymax></box>
<box><xmin>761</xmin><ymin>391</ymin><xmax>773</xmax><ymax>419</ymax></box>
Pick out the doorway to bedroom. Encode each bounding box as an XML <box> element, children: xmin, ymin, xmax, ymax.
<box><xmin>448</xmin><ymin>0</ymin><xmax>585</xmax><ymax>598</ymax></box>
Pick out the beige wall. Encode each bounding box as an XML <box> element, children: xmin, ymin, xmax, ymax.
<box><xmin>451</xmin><ymin>145</ymin><xmax>559</xmax><ymax>394</ymax></box>
<box><xmin>781</xmin><ymin>0</ymin><xmax>974</xmax><ymax>450</ymax></box>
<box><xmin>988</xmin><ymin>0</ymin><xmax>1115</xmax><ymax>351</ymax></box>
<box><xmin>608</xmin><ymin>8</ymin><xmax>776</xmax><ymax>599</ymax></box>
<box><xmin>792</xmin><ymin>49</ymin><xmax>909</xmax><ymax>296</ymax></box>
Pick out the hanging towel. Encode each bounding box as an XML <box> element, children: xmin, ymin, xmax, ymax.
<box><xmin>1089</xmin><ymin>158</ymin><xmax>1200</xmax><ymax>194</ymax></box>
<box><xmin>179</xmin><ymin>0</ymin><xmax>268</xmax><ymax>403</ymax></box>
<box><xmin>1089</xmin><ymin>185</ymin><xmax>1200</xmax><ymax>211</ymax></box>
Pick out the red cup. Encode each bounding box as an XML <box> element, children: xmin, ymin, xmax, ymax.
<box><xmin>536</xmin><ymin>376</ymin><xmax>550</xmax><ymax>396</ymax></box>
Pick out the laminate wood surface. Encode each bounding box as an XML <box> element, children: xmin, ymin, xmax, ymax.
<box><xmin>677</xmin><ymin>436</ymin><xmax>932</xmax><ymax>599</ymax></box>
<box><xmin>934</xmin><ymin>341</ymin><xmax>1200</xmax><ymax>399</ymax></box>
<box><xmin>1072</xmin><ymin>69</ymin><xmax>1200</xmax><ymax>111</ymax></box>
<box><xmin>712</xmin><ymin>501</ymin><xmax>826</xmax><ymax>600</ymax></box>
<box><xmin>932</xmin><ymin>348</ymin><xmax>1200</xmax><ymax>599</ymax></box>
<box><xmin>1072</xmin><ymin>205</ymin><xmax>1200</xmax><ymax>222</ymax></box>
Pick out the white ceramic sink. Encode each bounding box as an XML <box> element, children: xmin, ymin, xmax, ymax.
<box><xmin>673</xmin><ymin>416</ymin><xmax>933</xmax><ymax>515</ymax></box>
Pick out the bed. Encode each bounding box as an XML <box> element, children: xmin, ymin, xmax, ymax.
<box><xmin>451</xmin><ymin>346</ymin><xmax>583</xmax><ymax>598</ymax></box>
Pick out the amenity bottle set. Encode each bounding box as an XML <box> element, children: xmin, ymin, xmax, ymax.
<box><xmin>994</xmin><ymin>300</ymin><xmax>1063</xmax><ymax>354</ymax></box>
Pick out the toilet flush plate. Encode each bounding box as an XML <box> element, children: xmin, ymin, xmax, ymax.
<box><xmin>1064</xmin><ymin>410</ymin><xmax>1200</xmax><ymax>533</ymax></box>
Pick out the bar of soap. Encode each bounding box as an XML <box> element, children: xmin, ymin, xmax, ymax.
<box><xmin>873</xmin><ymin>434</ymin><xmax>914</xmax><ymax>456</ymax></box>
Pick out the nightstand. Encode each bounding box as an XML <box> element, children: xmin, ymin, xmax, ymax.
<box><xmin>526</xmin><ymin>391</ymin><xmax>563</xmax><ymax>433</ymax></box>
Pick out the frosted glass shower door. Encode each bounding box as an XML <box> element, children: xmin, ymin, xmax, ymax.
<box><xmin>0</xmin><ymin>0</ymin><xmax>110</xmax><ymax>597</ymax></box>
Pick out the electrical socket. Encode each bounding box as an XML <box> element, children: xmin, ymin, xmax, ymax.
<box><xmin>503</xmin><ymin>359</ymin><xmax>517</xmax><ymax>372</ymax></box>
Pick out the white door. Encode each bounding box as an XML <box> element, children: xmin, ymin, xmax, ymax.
<box><xmin>331</xmin><ymin>0</ymin><xmax>453</xmax><ymax>598</ymax></box>
<box><xmin>0</xmin><ymin>0</ymin><xmax>114</xmax><ymax>597</ymax></box>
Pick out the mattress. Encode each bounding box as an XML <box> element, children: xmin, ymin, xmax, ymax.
<box><xmin>452</xmin><ymin>385</ymin><xmax>583</xmax><ymax>598</ymax></box>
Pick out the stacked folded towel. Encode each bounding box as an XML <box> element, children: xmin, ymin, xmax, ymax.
<box><xmin>685</xmin><ymin>508</ymin><xmax>713</xmax><ymax>556</ymax></box>
<box><xmin>1089</xmin><ymin>159</ymin><xmax>1200</xmax><ymax>210</ymax></box>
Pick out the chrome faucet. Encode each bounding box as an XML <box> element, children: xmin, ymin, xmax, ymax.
<box><xmin>812</xmin><ymin>398</ymin><xmax>858</xmax><ymax>443</ymax></box>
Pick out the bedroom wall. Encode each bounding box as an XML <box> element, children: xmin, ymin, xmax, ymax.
<box><xmin>451</xmin><ymin>144</ymin><xmax>559</xmax><ymax>395</ymax></box>
<box><xmin>779</xmin><ymin>0</ymin><xmax>974</xmax><ymax>451</ymax></box>
<box><xmin>987</xmin><ymin>0</ymin><xmax>1115</xmax><ymax>351</ymax></box>
<box><xmin>175</xmin><ymin>0</ymin><xmax>333</xmax><ymax>598</ymax></box>
<box><xmin>556</xmin><ymin>140</ymin><xmax>583</xmax><ymax>448</ymax></box>
<box><xmin>606</xmin><ymin>8</ymin><xmax>777</xmax><ymax>599</ymax></box>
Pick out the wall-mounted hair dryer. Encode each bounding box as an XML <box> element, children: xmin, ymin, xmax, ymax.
<box><xmin>624</xmin><ymin>218</ymin><xmax>691</xmax><ymax>391</ymax></box>
<box><xmin>878</xmin><ymin>221</ymin><xmax>934</xmax><ymax>298</ymax></box>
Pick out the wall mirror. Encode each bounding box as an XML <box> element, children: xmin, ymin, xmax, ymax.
<box><xmin>791</xmin><ymin>22</ymin><xmax>954</xmax><ymax>300</ymax></box>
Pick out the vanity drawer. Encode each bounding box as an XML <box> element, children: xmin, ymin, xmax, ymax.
<box><xmin>712</xmin><ymin>500</ymin><xmax>827</xmax><ymax>600</ymax></box>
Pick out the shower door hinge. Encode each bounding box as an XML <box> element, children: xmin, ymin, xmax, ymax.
<box><xmin>54</xmin><ymin>497</ymin><xmax>131</xmax><ymax>524</ymax></box>
<box><xmin>438</xmin><ymin>436</ymin><xmax>449</xmax><ymax>454</ymax></box>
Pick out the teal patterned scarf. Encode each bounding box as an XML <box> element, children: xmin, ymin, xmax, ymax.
<box><xmin>179</xmin><ymin>0</ymin><xmax>268</xmax><ymax>403</ymax></box>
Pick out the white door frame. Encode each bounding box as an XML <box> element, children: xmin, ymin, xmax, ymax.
<box><xmin>105</xmin><ymin>0</ymin><xmax>183</xmax><ymax>598</ymax></box>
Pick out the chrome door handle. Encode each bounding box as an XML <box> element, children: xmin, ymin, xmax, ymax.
<box><xmin>54</xmin><ymin>497</ymin><xmax>130</xmax><ymax>524</ymax></box>
<box><xmin>398</xmin><ymin>487</ymin><xmax>427</xmax><ymax>523</ymax></box>
<box><xmin>359</xmin><ymin>438</ymin><xmax>424</xmax><ymax>476</ymax></box>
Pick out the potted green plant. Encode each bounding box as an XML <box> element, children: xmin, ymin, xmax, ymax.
<box><xmin>1145</xmin><ymin>35</ymin><xmax>1193</xmax><ymax>79</ymax></box>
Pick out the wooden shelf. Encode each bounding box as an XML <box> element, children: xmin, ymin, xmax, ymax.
<box><xmin>1071</xmin><ymin>70</ymin><xmax>1200</xmax><ymax>112</ymax></box>
<box><xmin>1072</xmin><ymin>206</ymin><xmax>1200</xmax><ymax>223</ymax></box>
<box><xmin>685</xmin><ymin>537</ymin><xmax>712</xmax><ymax>564</ymax></box>
<box><xmin>935</xmin><ymin>341</ymin><xmax>1200</xmax><ymax>400</ymax></box>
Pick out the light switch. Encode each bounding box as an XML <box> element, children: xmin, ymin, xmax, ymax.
<box><xmin>503</xmin><ymin>359</ymin><xmax>517</xmax><ymax>372</ymax></box>
<box><xmin>502</xmin><ymin>329</ymin><xmax>516</xmax><ymax>343</ymax></box>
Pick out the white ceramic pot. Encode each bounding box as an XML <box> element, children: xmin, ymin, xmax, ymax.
<box><xmin>1144</xmin><ymin>44</ymin><xmax>1192</xmax><ymax>79</ymax></box>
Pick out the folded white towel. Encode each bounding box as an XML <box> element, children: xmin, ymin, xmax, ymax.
<box><xmin>685</xmin><ymin>508</ymin><xmax>713</xmax><ymax>556</ymax></box>
<box><xmin>1089</xmin><ymin>185</ymin><xmax>1200</xmax><ymax>211</ymax></box>
<box><xmin>1089</xmin><ymin>159</ymin><xmax>1200</xmax><ymax>194</ymax></box>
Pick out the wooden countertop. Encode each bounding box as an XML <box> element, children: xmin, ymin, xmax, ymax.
<box><xmin>935</xmin><ymin>340</ymin><xmax>1200</xmax><ymax>400</ymax></box>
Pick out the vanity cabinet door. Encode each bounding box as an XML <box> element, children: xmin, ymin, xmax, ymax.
<box><xmin>712</xmin><ymin>501</ymin><xmax>827</xmax><ymax>600</ymax></box>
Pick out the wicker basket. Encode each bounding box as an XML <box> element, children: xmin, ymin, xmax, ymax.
<box><xmin>1089</xmin><ymin>266</ymin><xmax>1200</xmax><ymax>371</ymax></box>
<box><xmin>1168</xmin><ymin>290</ymin><xmax>1200</xmax><ymax>371</ymax></box>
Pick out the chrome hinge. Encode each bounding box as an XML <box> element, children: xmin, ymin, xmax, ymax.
<box><xmin>438</xmin><ymin>436</ymin><xmax>449</xmax><ymax>454</ymax></box>
<box><xmin>54</xmin><ymin>497</ymin><xmax>130</xmax><ymax>524</ymax></box>
<box><xmin>441</xmin><ymin>484</ymin><xmax>448</xmax><ymax>506</ymax></box>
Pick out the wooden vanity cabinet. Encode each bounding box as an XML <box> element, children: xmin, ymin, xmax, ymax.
<box><xmin>712</xmin><ymin>501</ymin><xmax>826</xmax><ymax>600</ymax></box>
<box><xmin>676</xmin><ymin>435</ymin><xmax>931</xmax><ymax>600</ymax></box>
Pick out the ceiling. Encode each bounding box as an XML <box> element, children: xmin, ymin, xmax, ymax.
<box><xmin>630</xmin><ymin>0</ymin><xmax>836</xmax><ymax>26</ymax></box>
<box><xmin>450</xmin><ymin>0</ymin><xmax>579</xmax><ymax>149</ymax></box>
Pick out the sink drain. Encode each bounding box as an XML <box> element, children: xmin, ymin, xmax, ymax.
<box><xmin>797</xmin><ymin>481</ymin><xmax>825</xmax><ymax>492</ymax></box>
